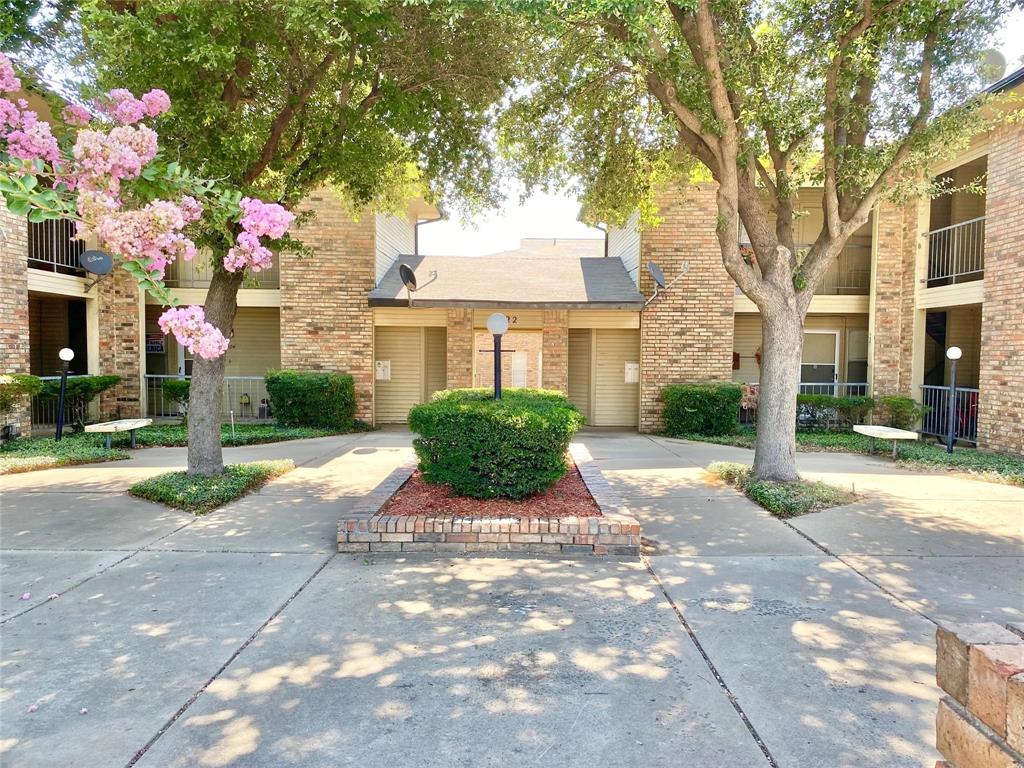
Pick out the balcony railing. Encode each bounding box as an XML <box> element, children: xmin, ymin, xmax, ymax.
<box><xmin>738</xmin><ymin>382</ymin><xmax>870</xmax><ymax>424</ymax></box>
<box><xmin>27</xmin><ymin>219</ymin><xmax>85</xmax><ymax>275</ymax></box>
<box><xmin>164</xmin><ymin>258</ymin><xmax>280</xmax><ymax>289</ymax></box>
<box><xmin>920</xmin><ymin>385</ymin><xmax>979</xmax><ymax>444</ymax></box>
<box><xmin>145</xmin><ymin>375</ymin><xmax>273</xmax><ymax>421</ymax></box>
<box><xmin>736</xmin><ymin>243</ymin><xmax>871</xmax><ymax>296</ymax></box>
<box><xmin>925</xmin><ymin>216</ymin><xmax>985</xmax><ymax>287</ymax></box>
<box><xmin>30</xmin><ymin>375</ymin><xmax>91</xmax><ymax>427</ymax></box>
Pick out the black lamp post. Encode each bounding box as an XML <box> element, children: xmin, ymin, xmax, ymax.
<box><xmin>486</xmin><ymin>313</ymin><xmax>509</xmax><ymax>400</ymax></box>
<box><xmin>55</xmin><ymin>347</ymin><xmax>74</xmax><ymax>441</ymax></box>
<box><xmin>945</xmin><ymin>345</ymin><xmax>962</xmax><ymax>454</ymax></box>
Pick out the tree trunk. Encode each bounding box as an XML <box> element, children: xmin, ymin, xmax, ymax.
<box><xmin>751</xmin><ymin>303</ymin><xmax>804</xmax><ymax>483</ymax></box>
<box><xmin>186</xmin><ymin>268</ymin><xmax>244</xmax><ymax>476</ymax></box>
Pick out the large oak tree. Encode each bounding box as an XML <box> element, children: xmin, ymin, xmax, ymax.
<box><xmin>500</xmin><ymin>0</ymin><xmax>1012</xmax><ymax>481</ymax></box>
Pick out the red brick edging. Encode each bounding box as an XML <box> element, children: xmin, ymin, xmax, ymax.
<box><xmin>337</xmin><ymin>443</ymin><xmax>641</xmax><ymax>556</ymax></box>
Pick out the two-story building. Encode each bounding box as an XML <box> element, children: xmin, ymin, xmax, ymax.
<box><xmin>2</xmin><ymin>68</ymin><xmax>1021</xmax><ymax>455</ymax></box>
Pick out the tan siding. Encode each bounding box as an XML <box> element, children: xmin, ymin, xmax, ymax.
<box><xmin>28</xmin><ymin>295</ymin><xmax>68</xmax><ymax>376</ymax></box>
<box><xmin>373</xmin><ymin>307</ymin><xmax>447</xmax><ymax>326</ymax></box>
<box><xmin>594</xmin><ymin>329</ymin><xmax>640</xmax><ymax>426</ymax></box>
<box><xmin>568</xmin><ymin>329</ymin><xmax>592</xmax><ymax>422</ymax></box>
<box><xmin>568</xmin><ymin>310</ymin><xmax>640</xmax><ymax>329</ymax></box>
<box><xmin>374</xmin><ymin>326</ymin><xmax>422</xmax><ymax>423</ymax></box>
<box><xmin>472</xmin><ymin>309</ymin><xmax>543</xmax><ymax>330</ymax></box>
<box><xmin>607</xmin><ymin>211</ymin><xmax>641</xmax><ymax>286</ymax></box>
<box><xmin>946</xmin><ymin>305</ymin><xmax>982</xmax><ymax>388</ymax></box>
<box><xmin>224</xmin><ymin>308</ymin><xmax>281</xmax><ymax>376</ymax></box>
<box><xmin>423</xmin><ymin>327</ymin><xmax>447</xmax><ymax>400</ymax></box>
<box><xmin>374</xmin><ymin>212</ymin><xmax>415</xmax><ymax>284</ymax></box>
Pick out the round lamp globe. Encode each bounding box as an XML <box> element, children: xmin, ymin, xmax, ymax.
<box><xmin>486</xmin><ymin>313</ymin><xmax>509</xmax><ymax>336</ymax></box>
<box><xmin>946</xmin><ymin>346</ymin><xmax>963</xmax><ymax>361</ymax></box>
<box><xmin>58</xmin><ymin>347</ymin><xmax>75</xmax><ymax>362</ymax></box>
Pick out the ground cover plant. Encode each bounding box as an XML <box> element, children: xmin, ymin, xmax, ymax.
<box><xmin>409</xmin><ymin>388</ymin><xmax>585</xmax><ymax>499</ymax></box>
<box><xmin>707</xmin><ymin>461</ymin><xmax>857</xmax><ymax>518</ymax></box>
<box><xmin>0</xmin><ymin>437</ymin><xmax>127</xmax><ymax>474</ymax></box>
<box><xmin>128</xmin><ymin>460</ymin><xmax>293</xmax><ymax>514</ymax></box>
<box><xmin>677</xmin><ymin>427</ymin><xmax>1024</xmax><ymax>486</ymax></box>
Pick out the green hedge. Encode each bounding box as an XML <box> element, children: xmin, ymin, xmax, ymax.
<box><xmin>875</xmin><ymin>395</ymin><xmax>929</xmax><ymax>430</ymax></box>
<box><xmin>661</xmin><ymin>383</ymin><xmax>742</xmax><ymax>436</ymax></box>
<box><xmin>0</xmin><ymin>374</ymin><xmax>42</xmax><ymax>420</ymax></box>
<box><xmin>265</xmin><ymin>370</ymin><xmax>356</xmax><ymax>429</ymax></box>
<box><xmin>408</xmin><ymin>388</ymin><xmax>584</xmax><ymax>500</ymax></box>
<box><xmin>797</xmin><ymin>394</ymin><xmax>874</xmax><ymax>429</ymax></box>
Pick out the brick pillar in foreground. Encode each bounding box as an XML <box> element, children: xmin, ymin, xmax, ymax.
<box><xmin>541</xmin><ymin>309</ymin><xmax>568</xmax><ymax>392</ymax></box>
<box><xmin>638</xmin><ymin>183</ymin><xmax>734</xmax><ymax>432</ymax></box>
<box><xmin>0</xmin><ymin>202</ymin><xmax>32</xmax><ymax>435</ymax></box>
<box><xmin>280</xmin><ymin>189</ymin><xmax>375</xmax><ymax>423</ymax></box>
<box><xmin>445</xmin><ymin>309</ymin><xmax>473</xmax><ymax>389</ymax></box>
<box><xmin>977</xmin><ymin>122</ymin><xmax>1024</xmax><ymax>456</ymax></box>
<box><xmin>934</xmin><ymin>622</ymin><xmax>1024</xmax><ymax>768</ymax></box>
<box><xmin>96</xmin><ymin>266</ymin><xmax>141</xmax><ymax>418</ymax></box>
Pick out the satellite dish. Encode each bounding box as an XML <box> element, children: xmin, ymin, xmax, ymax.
<box><xmin>399</xmin><ymin>264</ymin><xmax>417</xmax><ymax>292</ymax></box>
<box><xmin>979</xmin><ymin>48</ymin><xmax>1007</xmax><ymax>85</ymax></box>
<box><xmin>80</xmin><ymin>250</ymin><xmax>113</xmax><ymax>276</ymax></box>
<box><xmin>647</xmin><ymin>261</ymin><xmax>666</xmax><ymax>289</ymax></box>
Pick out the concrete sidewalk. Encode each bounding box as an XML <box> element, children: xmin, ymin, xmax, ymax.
<box><xmin>1</xmin><ymin>429</ymin><xmax>1021</xmax><ymax>767</ymax></box>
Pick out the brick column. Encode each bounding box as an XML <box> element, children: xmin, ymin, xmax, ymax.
<box><xmin>934</xmin><ymin>622</ymin><xmax>1024</xmax><ymax>767</ymax></box>
<box><xmin>977</xmin><ymin>122</ymin><xmax>1024</xmax><ymax>455</ymax></box>
<box><xmin>869</xmin><ymin>200</ymin><xmax>917</xmax><ymax>398</ymax></box>
<box><xmin>0</xmin><ymin>202</ymin><xmax>31</xmax><ymax>435</ymax></box>
<box><xmin>541</xmin><ymin>309</ymin><xmax>568</xmax><ymax>392</ymax></box>
<box><xmin>445</xmin><ymin>309</ymin><xmax>473</xmax><ymax>389</ymax></box>
<box><xmin>96</xmin><ymin>267</ymin><xmax>142</xmax><ymax>418</ymax></box>
<box><xmin>638</xmin><ymin>184</ymin><xmax>734</xmax><ymax>432</ymax></box>
<box><xmin>280</xmin><ymin>190</ymin><xmax>375</xmax><ymax>423</ymax></box>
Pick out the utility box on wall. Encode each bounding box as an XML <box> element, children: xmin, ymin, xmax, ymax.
<box><xmin>375</xmin><ymin>360</ymin><xmax>391</xmax><ymax>382</ymax></box>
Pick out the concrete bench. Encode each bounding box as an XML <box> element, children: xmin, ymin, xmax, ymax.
<box><xmin>85</xmin><ymin>418</ymin><xmax>153</xmax><ymax>449</ymax></box>
<box><xmin>853</xmin><ymin>424</ymin><xmax>919</xmax><ymax>459</ymax></box>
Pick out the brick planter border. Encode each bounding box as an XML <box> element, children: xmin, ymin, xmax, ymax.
<box><xmin>337</xmin><ymin>443</ymin><xmax>640</xmax><ymax>556</ymax></box>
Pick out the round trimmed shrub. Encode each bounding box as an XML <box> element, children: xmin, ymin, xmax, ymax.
<box><xmin>264</xmin><ymin>370</ymin><xmax>355</xmax><ymax>429</ymax></box>
<box><xmin>408</xmin><ymin>388</ymin><xmax>585</xmax><ymax>500</ymax></box>
<box><xmin>661</xmin><ymin>383</ymin><xmax>742</xmax><ymax>436</ymax></box>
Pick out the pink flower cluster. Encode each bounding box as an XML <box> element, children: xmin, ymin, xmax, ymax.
<box><xmin>0</xmin><ymin>54</ymin><xmax>20</xmax><ymax>93</ymax></box>
<box><xmin>91</xmin><ymin>196</ymin><xmax>202</xmax><ymax>279</ymax></box>
<box><xmin>99</xmin><ymin>88</ymin><xmax>170</xmax><ymax>125</ymax></box>
<box><xmin>62</xmin><ymin>104</ymin><xmax>92</xmax><ymax>127</ymax></box>
<box><xmin>158</xmin><ymin>306</ymin><xmax>230</xmax><ymax>360</ymax></box>
<box><xmin>4</xmin><ymin>107</ymin><xmax>59</xmax><ymax>164</ymax></box>
<box><xmin>72</xmin><ymin>124</ymin><xmax>158</xmax><ymax>194</ymax></box>
<box><xmin>223</xmin><ymin>197</ymin><xmax>294</xmax><ymax>274</ymax></box>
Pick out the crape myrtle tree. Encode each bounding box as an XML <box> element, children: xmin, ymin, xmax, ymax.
<box><xmin>72</xmin><ymin>0</ymin><xmax>528</xmax><ymax>475</ymax></box>
<box><xmin>499</xmin><ymin>0</ymin><xmax>1014</xmax><ymax>482</ymax></box>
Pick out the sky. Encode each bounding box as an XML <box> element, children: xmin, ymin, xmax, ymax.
<box><xmin>420</xmin><ymin>8</ymin><xmax>1024</xmax><ymax>258</ymax></box>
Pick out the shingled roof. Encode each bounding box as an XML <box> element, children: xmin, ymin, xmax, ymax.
<box><xmin>368</xmin><ymin>254</ymin><xmax>645</xmax><ymax>309</ymax></box>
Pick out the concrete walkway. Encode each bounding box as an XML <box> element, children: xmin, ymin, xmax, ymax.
<box><xmin>0</xmin><ymin>430</ymin><xmax>1021</xmax><ymax>767</ymax></box>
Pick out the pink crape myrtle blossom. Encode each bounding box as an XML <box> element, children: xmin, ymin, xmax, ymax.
<box><xmin>141</xmin><ymin>89</ymin><xmax>171</xmax><ymax>118</ymax></box>
<box><xmin>223</xmin><ymin>197</ymin><xmax>294</xmax><ymax>273</ymax></box>
<box><xmin>72</xmin><ymin>124</ymin><xmax>158</xmax><ymax>193</ymax></box>
<box><xmin>0</xmin><ymin>55</ymin><xmax>20</xmax><ymax>93</ymax></box>
<box><xmin>158</xmin><ymin>306</ymin><xmax>230</xmax><ymax>360</ymax></box>
<box><xmin>92</xmin><ymin>198</ymin><xmax>200</xmax><ymax>278</ymax></box>
<box><xmin>62</xmin><ymin>104</ymin><xmax>92</xmax><ymax>127</ymax></box>
<box><xmin>5</xmin><ymin>116</ymin><xmax>60</xmax><ymax>164</ymax></box>
<box><xmin>0</xmin><ymin>98</ymin><xmax>19</xmax><ymax>130</ymax></box>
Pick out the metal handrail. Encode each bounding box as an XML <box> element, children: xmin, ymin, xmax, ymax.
<box><xmin>923</xmin><ymin>215</ymin><xmax>987</xmax><ymax>237</ymax></box>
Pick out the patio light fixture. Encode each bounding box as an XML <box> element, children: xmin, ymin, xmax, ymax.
<box><xmin>56</xmin><ymin>347</ymin><xmax>74</xmax><ymax>442</ymax></box>
<box><xmin>486</xmin><ymin>313</ymin><xmax>509</xmax><ymax>400</ymax></box>
<box><xmin>945</xmin><ymin>346</ymin><xmax>962</xmax><ymax>454</ymax></box>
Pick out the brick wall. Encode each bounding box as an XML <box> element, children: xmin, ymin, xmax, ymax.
<box><xmin>280</xmin><ymin>190</ymin><xmax>375</xmax><ymax>422</ymax></box>
<box><xmin>869</xmin><ymin>199</ymin><xmax>917</xmax><ymax>398</ymax></box>
<box><xmin>541</xmin><ymin>309</ymin><xmax>569</xmax><ymax>392</ymax></box>
<box><xmin>446</xmin><ymin>309</ymin><xmax>473</xmax><ymax>389</ymax></box>
<box><xmin>0</xmin><ymin>202</ymin><xmax>31</xmax><ymax>435</ymax></box>
<box><xmin>474</xmin><ymin>330</ymin><xmax>543</xmax><ymax>388</ymax></box>
<box><xmin>96</xmin><ymin>264</ymin><xmax>141</xmax><ymax>418</ymax></box>
<box><xmin>934</xmin><ymin>622</ymin><xmax>1024</xmax><ymax>768</ymax></box>
<box><xmin>638</xmin><ymin>183</ymin><xmax>735</xmax><ymax>431</ymax></box>
<box><xmin>977</xmin><ymin>122</ymin><xmax>1024</xmax><ymax>455</ymax></box>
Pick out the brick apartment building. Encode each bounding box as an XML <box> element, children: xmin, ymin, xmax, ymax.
<box><xmin>2</xmin><ymin>68</ymin><xmax>1022</xmax><ymax>455</ymax></box>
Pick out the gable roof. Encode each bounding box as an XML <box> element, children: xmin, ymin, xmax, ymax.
<box><xmin>368</xmin><ymin>254</ymin><xmax>645</xmax><ymax>309</ymax></box>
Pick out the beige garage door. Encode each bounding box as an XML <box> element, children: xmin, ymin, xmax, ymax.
<box><xmin>568</xmin><ymin>328</ymin><xmax>592</xmax><ymax>422</ymax></box>
<box><xmin>374</xmin><ymin>326</ymin><xmax>423</xmax><ymax>423</ymax></box>
<box><xmin>593</xmin><ymin>328</ymin><xmax>640</xmax><ymax>427</ymax></box>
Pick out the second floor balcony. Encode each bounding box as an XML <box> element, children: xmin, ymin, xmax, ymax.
<box><xmin>27</xmin><ymin>218</ymin><xmax>85</xmax><ymax>276</ymax></box>
<box><xmin>736</xmin><ymin>242</ymin><xmax>872</xmax><ymax>296</ymax></box>
<box><xmin>165</xmin><ymin>253</ymin><xmax>280</xmax><ymax>289</ymax></box>
<box><xmin>925</xmin><ymin>216</ymin><xmax>985</xmax><ymax>287</ymax></box>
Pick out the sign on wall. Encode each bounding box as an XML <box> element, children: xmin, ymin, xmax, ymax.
<box><xmin>375</xmin><ymin>360</ymin><xmax>391</xmax><ymax>381</ymax></box>
<box><xmin>145</xmin><ymin>333</ymin><xmax>165</xmax><ymax>354</ymax></box>
<box><xmin>624</xmin><ymin>362</ymin><xmax>640</xmax><ymax>384</ymax></box>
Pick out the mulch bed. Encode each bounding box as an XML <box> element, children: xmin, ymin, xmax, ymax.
<box><xmin>379</xmin><ymin>462</ymin><xmax>602</xmax><ymax>519</ymax></box>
